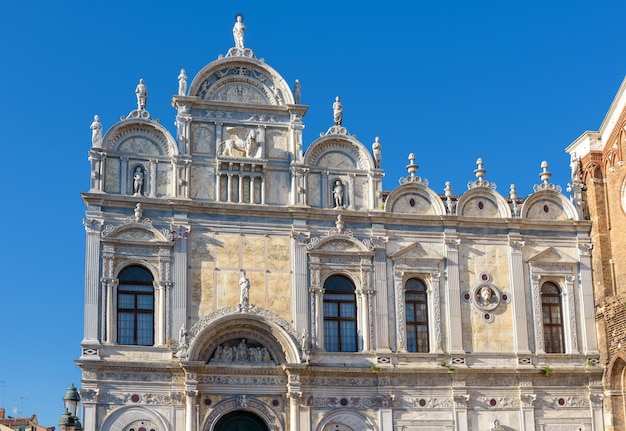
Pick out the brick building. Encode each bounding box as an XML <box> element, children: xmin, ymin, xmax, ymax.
<box><xmin>566</xmin><ymin>77</ymin><xmax>626</xmax><ymax>431</ymax></box>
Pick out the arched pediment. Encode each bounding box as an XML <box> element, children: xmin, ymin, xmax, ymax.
<box><xmin>101</xmin><ymin>221</ymin><xmax>174</xmax><ymax>245</ymax></box>
<box><xmin>304</xmin><ymin>136</ymin><xmax>375</xmax><ymax>172</ymax></box>
<box><xmin>385</xmin><ymin>183</ymin><xmax>446</xmax><ymax>215</ymax></box>
<box><xmin>103</xmin><ymin>120</ymin><xmax>178</xmax><ymax>157</ymax></box>
<box><xmin>203</xmin><ymin>397</ymin><xmax>282</xmax><ymax>431</ymax></box>
<box><xmin>100</xmin><ymin>406</ymin><xmax>169</xmax><ymax>431</ymax></box>
<box><xmin>186</xmin><ymin>307</ymin><xmax>302</xmax><ymax>364</ymax></box>
<box><xmin>520</xmin><ymin>190</ymin><xmax>579</xmax><ymax>221</ymax></box>
<box><xmin>188</xmin><ymin>57</ymin><xmax>294</xmax><ymax>106</ymax></box>
<box><xmin>307</xmin><ymin>235</ymin><xmax>372</xmax><ymax>254</ymax></box>
<box><xmin>456</xmin><ymin>187</ymin><xmax>512</xmax><ymax>218</ymax></box>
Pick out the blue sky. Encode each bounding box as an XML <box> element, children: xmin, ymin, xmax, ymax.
<box><xmin>1</xmin><ymin>0</ymin><xmax>625</xmax><ymax>427</ymax></box>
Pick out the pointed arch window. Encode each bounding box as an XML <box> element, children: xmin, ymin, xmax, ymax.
<box><xmin>405</xmin><ymin>278</ymin><xmax>429</xmax><ymax>353</ymax></box>
<box><xmin>117</xmin><ymin>265</ymin><xmax>154</xmax><ymax>346</ymax></box>
<box><xmin>541</xmin><ymin>281</ymin><xmax>564</xmax><ymax>354</ymax></box>
<box><xmin>323</xmin><ymin>275</ymin><xmax>357</xmax><ymax>352</ymax></box>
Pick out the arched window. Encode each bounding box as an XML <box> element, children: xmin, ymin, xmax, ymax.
<box><xmin>405</xmin><ymin>278</ymin><xmax>429</xmax><ymax>353</ymax></box>
<box><xmin>541</xmin><ymin>281</ymin><xmax>564</xmax><ymax>354</ymax></box>
<box><xmin>323</xmin><ymin>275</ymin><xmax>357</xmax><ymax>352</ymax></box>
<box><xmin>117</xmin><ymin>265</ymin><xmax>154</xmax><ymax>346</ymax></box>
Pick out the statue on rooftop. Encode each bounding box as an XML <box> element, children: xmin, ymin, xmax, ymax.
<box><xmin>135</xmin><ymin>79</ymin><xmax>147</xmax><ymax>110</ymax></box>
<box><xmin>570</xmin><ymin>152</ymin><xmax>581</xmax><ymax>180</ymax></box>
<box><xmin>294</xmin><ymin>79</ymin><xmax>302</xmax><ymax>104</ymax></box>
<box><xmin>178</xmin><ymin>69</ymin><xmax>187</xmax><ymax>96</ymax></box>
<box><xmin>333</xmin><ymin>96</ymin><xmax>343</xmax><ymax>126</ymax></box>
<box><xmin>372</xmin><ymin>136</ymin><xmax>382</xmax><ymax>168</ymax></box>
<box><xmin>90</xmin><ymin>115</ymin><xmax>102</xmax><ymax>148</ymax></box>
<box><xmin>233</xmin><ymin>14</ymin><xmax>246</xmax><ymax>49</ymax></box>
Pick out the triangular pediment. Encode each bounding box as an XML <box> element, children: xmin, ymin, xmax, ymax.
<box><xmin>390</xmin><ymin>242</ymin><xmax>443</xmax><ymax>266</ymax></box>
<box><xmin>527</xmin><ymin>247</ymin><xmax>577</xmax><ymax>264</ymax></box>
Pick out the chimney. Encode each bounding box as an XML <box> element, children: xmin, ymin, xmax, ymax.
<box><xmin>0</xmin><ymin>408</ymin><xmax>5</xmax><ymax>419</ymax></box>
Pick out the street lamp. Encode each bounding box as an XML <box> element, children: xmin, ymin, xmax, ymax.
<box><xmin>59</xmin><ymin>384</ymin><xmax>82</xmax><ymax>431</ymax></box>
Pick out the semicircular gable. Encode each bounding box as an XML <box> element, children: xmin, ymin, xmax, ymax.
<box><xmin>187</xmin><ymin>311</ymin><xmax>300</xmax><ymax>364</ymax></box>
<box><xmin>520</xmin><ymin>190</ymin><xmax>578</xmax><ymax>221</ymax></box>
<box><xmin>188</xmin><ymin>58</ymin><xmax>294</xmax><ymax>106</ymax></box>
<box><xmin>385</xmin><ymin>183</ymin><xmax>446</xmax><ymax>215</ymax></box>
<box><xmin>456</xmin><ymin>188</ymin><xmax>512</xmax><ymax>218</ymax></box>
<box><xmin>104</xmin><ymin>121</ymin><xmax>177</xmax><ymax>156</ymax></box>
<box><xmin>305</xmin><ymin>137</ymin><xmax>374</xmax><ymax>171</ymax></box>
<box><xmin>101</xmin><ymin>222</ymin><xmax>174</xmax><ymax>244</ymax></box>
<box><xmin>309</xmin><ymin>235</ymin><xmax>371</xmax><ymax>253</ymax></box>
<box><xmin>101</xmin><ymin>406</ymin><xmax>168</xmax><ymax>431</ymax></box>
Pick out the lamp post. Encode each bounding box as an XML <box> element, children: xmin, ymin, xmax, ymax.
<box><xmin>58</xmin><ymin>384</ymin><xmax>82</xmax><ymax>431</ymax></box>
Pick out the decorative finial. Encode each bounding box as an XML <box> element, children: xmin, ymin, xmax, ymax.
<box><xmin>474</xmin><ymin>158</ymin><xmax>486</xmax><ymax>180</ymax></box>
<box><xmin>233</xmin><ymin>14</ymin><xmax>246</xmax><ymax>49</ymax></box>
<box><xmin>135</xmin><ymin>79</ymin><xmax>147</xmax><ymax>110</ymax></box>
<box><xmin>178</xmin><ymin>69</ymin><xmax>187</xmax><ymax>96</ymax></box>
<box><xmin>539</xmin><ymin>160</ymin><xmax>551</xmax><ymax>184</ymax></box>
<box><xmin>509</xmin><ymin>184</ymin><xmax>518</xmax><ymax>216</ymax></box>
<box><xmin>335</xmin><ymin>214</ymin><xmax>344</xmax><ymax>233</ymax></box>
<box><xmin>134</xmin><ymin>203</ymin><xmax>143</xmax><ymax>222</ymax></box>
<box><xmin>406</xmin><ymin>153</ymin><xmax>418</xmax><ymax>176</ymax></box>
<box><xmin>372</xmin><ymin>137</ymin><xmax>382</xmax><ymax>168</ymax></box>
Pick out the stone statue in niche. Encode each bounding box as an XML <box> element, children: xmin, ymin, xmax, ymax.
<box><xmin>239</xmin><ymin>270</ymin><xmax>250</xmax><ymax>307</ymax></box>
<box><xmin>220</xmin><ymin>130</ymin><xmax>258</xmax><ymax>158</ymax></box>
<box><xmin>372</xmin><ymin>136</ymin><xmax>382</xmax><ymax>168</ymax></box>
<box><xmin>178</xmin><ymin>68</ymin><xmax>187</xmax><ymax>96</ymax></box>
<box><xmin>333</xmin><ymin>96</ymin><xmax>343</xmax><ymax>125</ymax></box>
<box><xmin>333</xmin><ymin>180</ymin><xmax>344</xmax><ymax>209</ymax></box>
<box><xmin>133</xmin><ymin>167</ymin><xmax>144</xmax><ymax>196</ymax></box>
<box><xmin>135</xmin><ymin>79</ymin><xmax>147</xmax><ymax>110</ymax></box>
<box><xmin>233</xmin><ymin>14</ymin><xmax>245</xmax><ymax>49</ymax></box>
<box><xmin>90</xmin><ymin>115</ymin><xmax>102</xmax><ymax>148</ymax></box>
<box><xmin>210</xmin><ymin>338</ymin><xmax>275</xmax><ymax>365</ymax></box>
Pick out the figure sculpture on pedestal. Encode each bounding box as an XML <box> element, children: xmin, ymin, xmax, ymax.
<box><xmin>178</xmin><ymin>69</ymin><xmax>187</xmax><ymax>96</ymax></box>
<box><xmin>372</xmin><ymin>136</ymin><xmax>382</xmax><ymax>168</ymax></box>
<box><xmin>333</xmin><ymin>180</ymin><xmax>344</xmax><ymax>208</ymax></box>
<box><xmin>90</xmin><ymin>115</ymin><xmax>102</xmax><ymax>148</ymax></box>
<box><xmin>135</xmin><ymin>79</ymin><xmax>147</xmax><ymax>110</ymax></box>
<box><xmin>333</xmin><ymin>96</ymin><xmax>343</xmax><ymax>126</ymax></box>
<box><xmin>233</xmin><ymin>14</ymin><xmax>246</xmax><ymax>49</ymax></box>
<box><xmin>239</xmin><ymin>270</ymin><xmax>250</xmax><ymax>309</ymax></box>
<box><xmin>133</xmin><ymin>167</ymin><xmax>144</xmax><ymax>195</ymax></box>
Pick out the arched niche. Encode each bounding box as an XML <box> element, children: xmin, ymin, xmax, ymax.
<box><xmin>607</xmin><ymin>353</ymin><xmax>626</xmax><ymax>430</ymax></box>
<box><xmin>103</xmin><ymin>121</ymin><xmax>178</xmax><ymax>157</ymax></box>
<box><xmin>385</xmin><ymin>183</ymin><xmax>446</xmax><ymax>215</ymax></box>
<box><xmin>100</xmin><ymin>406</ymin><xmax>170</xmax><ymax>431</ymax></box>
<box><xmin>520</xmin><ymin>190</ymin><xmax>579</xmax><ymax>221</ymax></box>
<box><xmin>187</xmin><ymin>57</ymin><xmax>294</xmax><ymax>106</ymax></box>
<box><xmin>186</xmin><ymin>310</ymin><xmax>301</xmax><ymax>364</ymax></box>
<box><xmin>455</xmin><ymin>187</ymin><xmax>511</xmax><ymax>218</ymax></box>
<box><xmin>202</xmin><ymin>397</ymin><xmax>281</xmax><ymax>431</ymax></box>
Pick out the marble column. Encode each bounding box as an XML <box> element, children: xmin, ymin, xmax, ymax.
<box><xmin>83</xmin><ymin>217</ymin><xmax>103</xmax><ymax>345</ymax></box>
<box><xmin>444</xmin><ymin>236</ymin><xmax>464</xmax><ymax>353</ymax></box>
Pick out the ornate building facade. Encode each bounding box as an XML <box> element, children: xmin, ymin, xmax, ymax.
<box><xmin>79</xmin><ymin>16</ymin><xmax>603</xmax><ymax>431</ymax></box>
<box><xmin>566</xmin><ymin>77</ymin><xmax>626</xmax><ymax>431</ymax></box>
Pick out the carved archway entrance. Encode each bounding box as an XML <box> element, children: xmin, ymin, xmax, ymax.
<box><xmin>213</xmin><ymin>411</ymin><xmax>269</xmax><ymax>431</ymax></box>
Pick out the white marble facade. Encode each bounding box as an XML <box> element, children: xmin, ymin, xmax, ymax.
<box><xmin>79</xmin><ymin>16</ymin><xmax>603</xmax><ymax>431</ymax></box>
